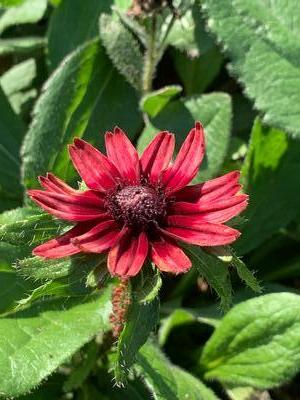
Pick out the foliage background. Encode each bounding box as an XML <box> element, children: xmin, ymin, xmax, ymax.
<box><xmin>0</xmin><ymin>0</ymin><xmax>300</xmax><ymax>399</ymax></box>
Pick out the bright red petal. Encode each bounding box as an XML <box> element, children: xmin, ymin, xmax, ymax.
<box><xmin>105</xmin><ymin>127</ymin><xmax>140</xmax><ymax>183</ymax></box>
<box><xmin>175</xmin><ymin>171</ymin><xmax>241</xmax><ymax>203</ymax></box>
<box><xmin>33</xmin><ymin>223</ymin><xmax>95</xmax><ymax>259</ymax></box>
<box><xmin>69</xmin><ymin>138</ymin><xmax>120</xmax><ymax>191</ymax></box>
<box><xmin>162</xmin><ymin>215</ymin><xmax>241</xmax><ymax>246</ymax></box>
<box><xmin>28</xmin><ymin>189</ymin><xmax>108</xmax><ymax>222</ymax></box>
<box><xmin>108</xmin><ymin>231</ymin><xmax>148</xmax><ymax>277</ymax></box>
<box><xmin>170</xmin><ymin>194</ymin><xmax>248</xmax><ymax>223</ymax></box>
<box><xmin>151</xmin><ymin>236</ymin><xmax>191</xmax><ymax>274</ymax></box>
<box><xmin>162</xmin><ymin>122</ymin><xmax>205</xmax><ymax>194</ymax></box>
<box><xmin>71</xmin><ymin>220</ymin><xmax>122</xmax><ymax>253</ymax></box>
<box><xmin>140</xmin><ymin>131</ymin><xmax>175</xmax><ymax>183</ymax></box>
<box><xmin>38</xmin><ymin>173</ymin><xmax>78</xmax><ymax>194</ymax></box>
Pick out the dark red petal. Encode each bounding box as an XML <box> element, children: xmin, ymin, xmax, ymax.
<box><xmin>33</xmin><ymin>223</ymin><xmax>95</xmax><ymax>259</ymax></box>
<box><xmin>162</xmin><ymin>122</ymin><xmax>205</xmax><ymax>194</ymax></box>
<box><xmin>28</xmin><ymin>189</ymin><xmax>108</xmax><ymax>222</ymax></box>
<box><xmin>105</xmin><ymin>127</ymin><xmax>140</xmax><ymax>183</ymax></box>
<box><xmin>151</xmin><ymin>236</ymin><xmax>191</xmax><ymax>274</ymax></box>
<box><xmin>108</xmin><ymin>231</ymin><xmax>148</xmax><ymax>277</ymax></box>
<box><xmin>175</xmin><ymin>171</ymin><xmax>241</xmax><ymax>203</ymax></box>
<box><xmin>69</xmin><ymin>138</ymin><xmax>120</xmax><ymax>191</ymax></box>
<box><xmin>162</xmin><ymin>215</ymin><xmax>241</xmax><ymax>246</ymax></box>
<box><xmin>170</xmin><ymin>194</ymin><xmax>248</xmax><ymax>223</ymax></box>
<box><xmin>71</xmin><ymin>220</ymin><xmax>122</xmax><ymax>253</ymax></box>
<box><xmin>140</xmin><ymin>131</ymin><xmax>175</xmax><ymax>183</ymax></box>
<box><xmin>38</xmin><ymin>173</ymin><xmax>78</xmax><ymax>194</ymax></box>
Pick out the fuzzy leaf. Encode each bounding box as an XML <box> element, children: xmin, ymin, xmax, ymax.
<box><xmin>99</xmin><ymin>13</ymin><xmax>143</xmax><ymax>91</ymax></box>
<box><xmin>0</xmin><ymin>287</ymin><xmax>112</xmax><ymax>398</ymax></box>
<box><xmin>201</xmin><ymin>292</ymin><xmax>300</xmax><ymax>389</ymax></box>
<box><xmin>133</xmin><ymin>265</ymin><xmax>162</xmax><ymax>304</ymax></box>
<box><xmin>115</xmin><ymin>296</ymin><xmax>159</xmax><ymax>384</ymax></box>
<box><xmin>235</xmin><ymin>119</ymin><xmax>300</xmax><ymax>254</ymax></box>
<box><xmin>137</xmin><ymin>92</ymin><xmax>232</xmax><ymax>181</ymax></box>
<box><xmin>136</xmin><ymin>341</ymin><xmax>220</xmax><ymax>400</ymax></box>
<box><xmin>140</xmin><ymin>85</ymin><xmax>182</xmax><ymax>118</ymax></box>
<box><xmin>21</xmin><ymin>39</ymin><xmax>142</xmax><ymax>188</ymax></box>
<box><xmin>202</xmin><ymin>0</ymin><xmax>300</xmax><ymax>137</ymax></box>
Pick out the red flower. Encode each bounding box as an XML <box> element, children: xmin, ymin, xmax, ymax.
<box><xmin>28</xmin><ymin>122</ymin><xmax>248</xmax><ymax>278</ymax></box>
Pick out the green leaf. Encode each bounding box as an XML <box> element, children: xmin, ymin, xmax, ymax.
<box><xmin>0</xmin><ymin>0</ymin><xmax>25</xmax><ymax>5</ymax></box>
<box><xmin>235</xmin><ymin>119</ymin><xmax>300</xmax><ymax>254</ymax></box>
<box><xmin>137</xmin><ymin>92</ymin><xmax>232</xmax><ymax>181</ymax></box>
<box><xmin>136</xmin><ymin>341</ymin><xmax>220</xmax><ymax>400</ymax></box>
<box><xmin>0</xmin><ymin>37</ymin><xmax>45</xmax><ymax>56</ymax></box>
<box><xmin>115</xmin><ymin>296</ymin><xmax>159</xmax><ymax>384</ymax></box>
<box><xmin>17</xmin><ymin>253</ymin><xmax>105</xmax><ymax>281</ymax></box>
<box><xmin>0</xmin><ymin>207</ymin><xmax>67</xmax><ymax>246</ymax></box>
<box><xmin>202</xmin><ymin>0</ymin><xmax>300</xmax><ymax>137</ymax></box>
<box><xmin>0</xmin><ymin>87</ymin><xmax>24</xmax><ymax>210</ymax></box>
<box><xmin>133</xmin><ymin>265</ymin><xmax>162</xmax><ymax>304</ymax></box>
<box><xmin>99</xmin><ymin>13</ymin><xmax>144</xmax><ymax>91</ymax></box>
<box><xmin>200</xmin><ymin>292</ymin><xmax>300</xmax><ymax>389</ymax></box>
<box><xmin>0</xmin><ymin>0</ymin><xmax>47</xmax><ymax>34</ymax></box>
<box><xmin>21</xmin><ymin>39</ymin><xmax>142</xmax><ymax>188</ymax></box>
<box><xmin>140</xmin><ymin>85</ymin><xmax>182</xmax><ymax>118</ymax></box>
<box><xmin>48</xmin><ymin>0</ymin><xmax>112</xmax><ymax>69</ymax></box>
<box><xmin>231</xmin><ymin>252</ymin><xmax>261</xmax><ymax>293</ymax></box>
<box><xmin>0</xmin><ymin>287</ymin><xmax>112</xmax><ymax>397</ymax></box>
<box><xmin>185</xmin><ymin>246</ymin><xmax>232</xmax><ymax>311</ymax></box>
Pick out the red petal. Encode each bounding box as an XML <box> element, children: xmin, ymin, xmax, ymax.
<box><xmin>38</xmin><ymin>173</ymin><xmax>78</xmax><ymax>194</ymax></box>
<box><xmin>175</xmin><ymin>171</ymin><xmax>241</xmax><ymax>203</ymax></box>
<box><xmin>28</xmin><ymin>189</ymin><xmax>107</xmax><ymax>222</ymax></box>
<box><xmin>108</xmin><ymin>231</ymin><xmax>148</xmax><ymax>277</ymax></box>
<box><xmin>151</xmin><ymin>236</ymin><xmax>191</xmax><ymax>274</ymax></box>
<box><xmin>170</xmin><ymin>194</ymin><xmax>248</xmax><ymax>223</ymax></box>
<box><xmin>71</xmin><ymin>220</ymin><xmax>122</xmax><ymax>253</ymax></box>
<box><xmin>162</xmin><ymin>215</ymin><xmax>241</xmax><ymax>246</ymax></box>
<box><xmin>105</xmin><ymin>127</ymin><xmax>140</xmax><ymax>183</ymax></box>
<box><xmin>33</xmin><ymin>223</ymin><xmax>95</xmax><ymax>259</ymax></box>
<box><xmin>140</xmin><ymin>131</ymin><xmax>175</xmax><ymax>183</ymax></box>
<box><xmin>69</xmin><ymin>138</ymin><xmax>120</xmax><ymax>191</ymax></box>
<box><xmin>162</xmin><ymin>122</ymin><xmax>205</xmax><ymax>194</ymax></box>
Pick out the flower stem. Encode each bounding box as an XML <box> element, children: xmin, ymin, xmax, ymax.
<box><xmin>142</xmin><ymin>16</ymin><xmax>157</xmax><ymax>94</ymax></box>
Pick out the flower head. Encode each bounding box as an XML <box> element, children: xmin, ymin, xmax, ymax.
<box><xmin>28</xmin><ymin>122</ymin><xmax>248</xmax><ymax>278</ymax></box>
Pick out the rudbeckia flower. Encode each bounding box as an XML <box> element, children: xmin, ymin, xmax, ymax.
<box><xmin>28</xmin><ymin>122</ymin><xmax>248</xmax><ymax>278</ymax></box>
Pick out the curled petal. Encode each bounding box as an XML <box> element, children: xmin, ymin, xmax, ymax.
<box><xmin>38</xmin><ymin>173</ymin><xmax>78</xmax><ymax>194</ymax></box>
<box><xmin>162</xmin><ymin>122</ymin><xmax>205</xmax><ymax>193</ymax></box>
<box><xmin>105</xmin><ymin>127</ymin><xmax>140</xmax><ymax>183</ymax></box>
<box><xmin>140</xmin><ymin>131</ymin><xmax>175</xmax><ymax>183</ymax></box>
<box><xmin>28</xmin><ymin>189</ymin><xmax>107</xmax><ymax>222</ymax></box>
<box><xmin>69</xmin><ymin>138</ymin><xmax>120</xmax><ymax>191</ymax></box>
<box><xmin>33</xmin><ymin>223</ymin><xmax>96</xmax><ymax>259</ymax></box>
<box><xmin>162</xmin><ymin>215</ymin><xmax>241</xmax><ymax>246</ymax></box>
<box><xmin>71</xmin><ymin>220</ymin><xmax>122</xmax><ymax>253</ymax></box>
<box><xmin>170</xmin><ymin>194</ymin><xmax>248</xmax><ymax>223</ymax></box>
<box><xmin>175</xmin><ymin>171</ymin><xmax>241</xmax><ymax>203</ymax></box>
<box><xmin>108</xmin><ymin>231</ymin><xmax>148</xmax><ymax>277</ymax></box>
<box><xmin>151</xmin><ymin>236</ymin><xmax>191</xmax><ymax>274</ymax></box>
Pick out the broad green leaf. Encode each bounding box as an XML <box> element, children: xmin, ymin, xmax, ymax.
<box><xmin>235</xmin><ymin>119</ymin><xmax>300</xmax><ymax>254</ymax></box>
<box><xmin>0</xmin><ymin>207</ymin><xmax>67</xmax><ymax>246</ymax></box>
<box><xmin>0</xmin><ymin>0</ymin><xmax>47</xmax><ymax>34</ymax></box>
<box><xmin>202</xmin><ymin>0</ymin><xmax>300</xmax><ymax>137</ymax></box>
<box><xmin>184</xmin><ymin>246</ymin><xmax>233</xmax><ymax>311</ymax></box>
<box><xmin>115</xmin><ymin>296</ymin><xmax>159</xmax><ymax>384</ymax></box>
<box><xmin>48</xmin><ymin>0</ymin><xmax>112</xmax><ymax>69</ymax></box>
<box><xmin>136</xmin><ymin>341</ymin><xmax>220</xmax><ymax>400</ymax></box>
<box><xmin>159</xmin><ymin>308</ymin><xmax>220</xmax><ymax>346</ymax></box>
<box><xmin>200</xmin><ymin>292</ymin><xmax>300</xmax><ymax>389</ymax></box>
<box><xmin>21</xmin><ymin>39</ymin><xmax>142</xmax><ymax>188</ymax></box>
<box><xmin>0</xmin><ymin>87</ymin><xmax>24</xmax><ymax>210</ymax></box>
<box><xmin>0</xmin><ymin>287</ymin><xmax>112</xmax><ymax>397</ymax></box>
<box><xmin>137</xmin><ymin>93</ymin><xmax>232</xmax><ymax>181</ymax></box>
<box><xmin>99</xmin><ymin>13</ymin><xmax>143</xmax><ymax>91</ymax></box>
<box><xmin>140</xmin><ymin>85</ymin><xmax>182</xmax><ymax>118</ymax></box>
<box><xmin>17</xmin><ymin>253</ymin><xmax>105</xmax><ymax>281</ymax></box>
<box><xmin>0</xmin><ymin>37</ymin><xmax>45</xmax><ymax>56</ymax></box>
